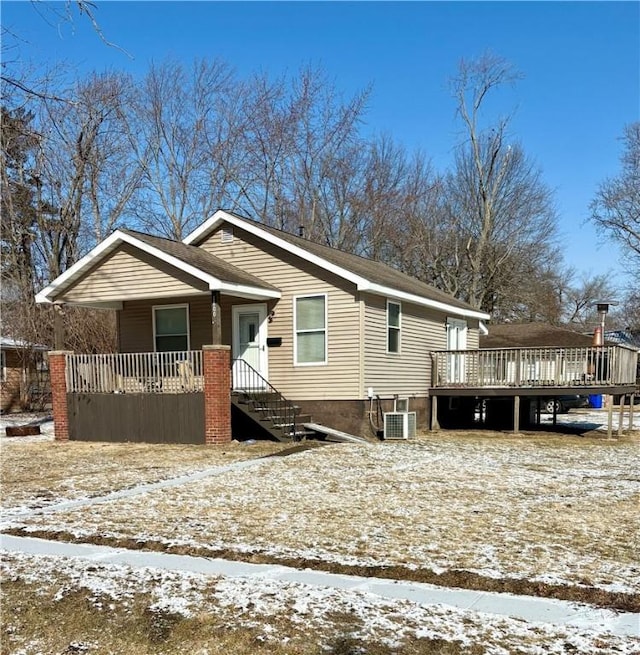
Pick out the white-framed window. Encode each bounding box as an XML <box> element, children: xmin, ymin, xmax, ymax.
<box><xmin>387</xmin><ymin>300</ymin><xmax>401</xmax><ymax>354</ymax></box>
<box><xmin>294</xmin><ymin>294</ymin><xmax>327</xmax><ymax>365</ymax></box>
<box><xmin>153</xmin><ymin>304</ymin><xmax>190</xmax><ymax>352</ymax></box>
<box><xmin>0</xmin><ymin>350</ymin><xmax>6</xmax><ymax>382</ymax></box>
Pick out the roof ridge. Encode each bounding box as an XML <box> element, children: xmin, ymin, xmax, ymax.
<box><xmin>221</xmin><ymin>211</ymin><xmax>478</xmax><ymax>309</ymax></box>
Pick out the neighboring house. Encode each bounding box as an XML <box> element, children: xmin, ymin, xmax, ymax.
<box><xmin>0</xmin><ymin>338</ymin><xmax>50</xmax><ymax>413</ymax></box>
<box><xmin>479</xmin><ymin>322</ymin><xmax>601</xmax><ymax>349</ymax></box>
<box><xmin>35</xmin><ymin>209</ymin><xmax>489</xmax><ymax>439</ymax></box>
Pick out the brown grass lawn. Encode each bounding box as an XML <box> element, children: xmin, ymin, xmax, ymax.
<box><xmin>0</xmin><ymin>439</ymin><xmax>290</xmax><ymax>512</ymax></box>
<box><xmin>2</xmin><ymin>430</ymin><xmax>639</xmax><ymax>654</ymax></box>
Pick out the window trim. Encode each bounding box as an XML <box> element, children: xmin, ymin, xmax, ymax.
<box><xmin>293</xmin><ymin>293</ymin><xmax>328</xmax><ymax>366</ymax></box>
<box><xmin>152</xmin><ymin>303</ymin><xmax>191</xmax><ymax>352</ymax></box>
<box><xmin>0</xmin><ymin>350</ymin><xmax>6</xmax><ymax>382</ymax></box>
<box><xmin>386</xmin><ymin>300</ymin><xmax>401</xmax><ymax>354</ymax></box>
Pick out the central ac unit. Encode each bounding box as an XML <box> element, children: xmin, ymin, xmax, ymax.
<box><xmin>383</xmin><ymin>411</ymin><xmax>416</xmax><ymax>440</ymax></box>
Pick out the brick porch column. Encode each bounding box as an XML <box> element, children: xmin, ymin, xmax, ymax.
<box><xmin>202</xmin><ymin>345</ymin><xmax>232</xmax><ymax>444</ymax></box>
<box><xmin>49</xmin><ymin>350</ymin><xmax>72</xmax><ymax>441</ymax></box>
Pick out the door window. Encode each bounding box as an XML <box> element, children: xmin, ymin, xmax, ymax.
<box><xmin>238</xmin><ymin>312</ymin><xmax>260</xmax><ymax>370</ymax></box>
<box><xmin>446</xmin><ymin>318</ymin><xmax>467</xmax><ymax>383</ymax></box>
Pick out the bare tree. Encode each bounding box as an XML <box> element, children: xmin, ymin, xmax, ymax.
<box><xmin>617</xmin><ymin>288</ymin><xmax>640</xmax><ymax>331</ymax></box>
<box><xmin>558</xmin><ymin>272</ymin><xmax>617</xmax><ymax>327</ymax></box>
<box><xmin>29</xmin><ymin>73</ymin><xmax>135</xmax><ymax>280</ymax></box>
<box><xmin>441</xmin><ymin>53</ymin><xmax>559</xmax><ymax>314</ymax></box>
<box><xmin>2</xmin><ymin>1</ymin><xmax>129</xmax><ymax>102</ymax></box>
<box><xmin>128</xmin><ymin>59</ymin><xmax>234</xmax><ymax>239</ymax></box>
<box><xmin>222</xmin><ymin>64</ymin><xmax>371</xmax><ymax>250</ymax></box>
<box><xmin>590</xmin><ymin>122</ymin><xmax>640</xmax><ymax>273</ymax></box>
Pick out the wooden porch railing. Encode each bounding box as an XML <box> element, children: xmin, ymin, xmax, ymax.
<box><xmin>431</xmin><ymin>345</ymin><xmax>638</xmax><ymax>389</ymax></box>
<box><xmin>66</xmin><ymin>351</ymin><xmax>204</xmax><ymax>393</ymax></box>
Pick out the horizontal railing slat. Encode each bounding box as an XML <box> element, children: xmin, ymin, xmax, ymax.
<box><xmin>66</xmin><ymin>351</ymin><xmax>204</xmax><ymax>394</ymax></box>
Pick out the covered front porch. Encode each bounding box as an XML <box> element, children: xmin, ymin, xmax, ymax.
<box><xmin>36</xmin><ymin>228</ymin><xmax>284</xmax><ymax>444</ymax></box>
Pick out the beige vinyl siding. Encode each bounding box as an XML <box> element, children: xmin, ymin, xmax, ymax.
<box><xmin>364</xmin><ymin>293</ymin><xmax>449</xmax><ymax>397</ymax></box>
<box><xmin>198</xmin><ymin>225</ymin><xmax>361</xmax><ymax>400</ymax></box>
<box><xmin>467</xmin><ymin>321</ymin><xmax>480</xmax><ymax>349</ymax></box>
<box><xmin>119</xmin><ymin>294</ymin><xmax>216</xmax><ymax>353</ymax></box>
<box><xmin>62</xmin><ymin>244</ymin><xmax>208</xmax><ymax>304</ymax></box>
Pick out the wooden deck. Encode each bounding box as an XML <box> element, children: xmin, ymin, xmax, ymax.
<box><xmin>430</xmin><ymin>345</ymin><xmax>639</xmax><ymax>397</ymax></box>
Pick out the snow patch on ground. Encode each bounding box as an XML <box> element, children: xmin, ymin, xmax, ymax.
<box><xmin>2</xmin><ymin>549</ymin><xmax>639</xmax><ymax>654</ymax></box>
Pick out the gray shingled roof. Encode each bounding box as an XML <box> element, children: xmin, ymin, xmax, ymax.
<box><xmin>219</xmin><ymin>212</ymin><xmax>478</xmax><ymax>313</ymax></box>
<box><xmin>122</xmin><ymin>229</ymin><xmax>279</xmax><ymax>292</ymax></box>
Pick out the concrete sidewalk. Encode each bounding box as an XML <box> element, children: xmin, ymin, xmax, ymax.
<box><xmin>2</xmin><ymin>534</ymin><xmax>638</xmax><ymax>638</ymax></box>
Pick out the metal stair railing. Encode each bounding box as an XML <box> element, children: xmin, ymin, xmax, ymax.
<box><xmin>232</xmin><ymin>359</ymin><xmax>299</xmax><ymax>440</ymax></box>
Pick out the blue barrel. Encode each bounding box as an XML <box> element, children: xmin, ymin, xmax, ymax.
<box><xmin>589</xmin><ymin>394</ymin><xmax>603</xmax><ymax>409</ymax></box>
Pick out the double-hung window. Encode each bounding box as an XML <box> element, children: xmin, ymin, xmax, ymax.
<box><xmin>294</xmin><ymin>294</ymin><xmax>327</xmax><ymax>365</ymax></box>
<box><xmin>153</xmin><ymin>304</ymin><xmax>190</xmax><ymax>352</ymax></box>
<box><xmin>387</xmin><ymin>300</ymin><xmax>401</xmax><ymax>353</ymax></box>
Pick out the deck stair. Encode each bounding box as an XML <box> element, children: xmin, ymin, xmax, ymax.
<box><xmin>231</xmin><ymin>360</ymin><xmax>315</xmax><ymax>442</ymax></box>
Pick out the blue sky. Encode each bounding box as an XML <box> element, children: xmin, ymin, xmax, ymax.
<box><xmin>3</xmin><ymin>1</ymin><xmax>639</xmax><ymax>288</ymax></box>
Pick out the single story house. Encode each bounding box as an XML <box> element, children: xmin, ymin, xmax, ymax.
<box><xmin>35</xmin><ymin>213</ymin><xmax>638</xmax><ymax>442</ymax></box>
<box><xmin>35</xmin><ymin>209</ymin><xmax>489</xmax><ymax>441</ymax></box>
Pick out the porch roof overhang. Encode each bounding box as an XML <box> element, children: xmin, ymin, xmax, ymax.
<box><xmin>185</xmin><ymin>210</ymin><xmax>490</xmax><ymax>321</ymax></box>
<box><xmin>35</xmin><ymin>229</ymin><xmax>281</xmax><ymax>308</ymax></box>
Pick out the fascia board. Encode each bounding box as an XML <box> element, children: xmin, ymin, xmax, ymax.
<box><xmin>183</xmin><ymin>208</ymin><xmax>227</xmax><ymax>245</ymax></box>
<box><xmin>184</xmin><ymin>210</ymin><xmax>368</xmax><ymax>289</ymax></box>
<box><xmin>36</xmin><ymin>230</ymin><xmax>125</xmax><ymax>304</ymax></box>
<box><xmin>218</xmin><ymin>282</ymin><xmax>281</xmax><ymax>299</ymax></box>
<box><xmin>366</xmin><ymin>283</ymin><xmax>491</xmax><ymax>320</ymax></box>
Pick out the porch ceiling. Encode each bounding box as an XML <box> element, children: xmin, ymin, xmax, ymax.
<box><xmin>36</xmin><ymin>229</ymin><xmax>281</xmax><ymax>308</ymax></box>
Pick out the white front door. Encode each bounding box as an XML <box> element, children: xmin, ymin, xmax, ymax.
<box><xmin>446</xmin><ymin>318</ymin><xmax>467</xmax><ymax>384</ymax></box>
<box><xmin>232</xmin><ymin>304</ymin><xmax>268</xmax><ymax>389</ymax></box>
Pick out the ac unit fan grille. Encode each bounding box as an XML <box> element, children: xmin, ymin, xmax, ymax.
<box><xmin>383</xmin><ymin>412</ymin><xmax>416</xmax><ymax>440</ymax></box>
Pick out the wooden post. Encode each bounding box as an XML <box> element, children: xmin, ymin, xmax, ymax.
<box><xmin>618</xmin><ymin>394</ymin><xmax>625</xmax><ymax>437</ymax></box>
<box><xmin>53</xmin><ymin>304</ymin><xmax>65</xmax><ymax>350</ymax></box>
<box><xmin>211</xmin><ymin>291</ymin><xmax>221</xmax><ymax>346</ymax></box>
<box><xmin>513</xmin><ymin>395</ymin><xmax>520</xmax><ymax>433</ymax></box>
<box><xmin>630</xmin><ymin>393</ymin><xmax>635</xmax><ymax>431</ymax></box>
<box><xmin>607</xmin><ymin>395</ymin><xmax>613</xmax><ymax>439</ymax></box>
<box><xmin>431</xmin><ymin>395</ymin><xmax>440</xmax><ymax>430</ymax></box>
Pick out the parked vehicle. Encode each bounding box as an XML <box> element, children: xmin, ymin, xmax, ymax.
<box><xmin>540</xmin><ymin>395</ymin><xmax>589</xmax><ymax>414</ymax></box>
